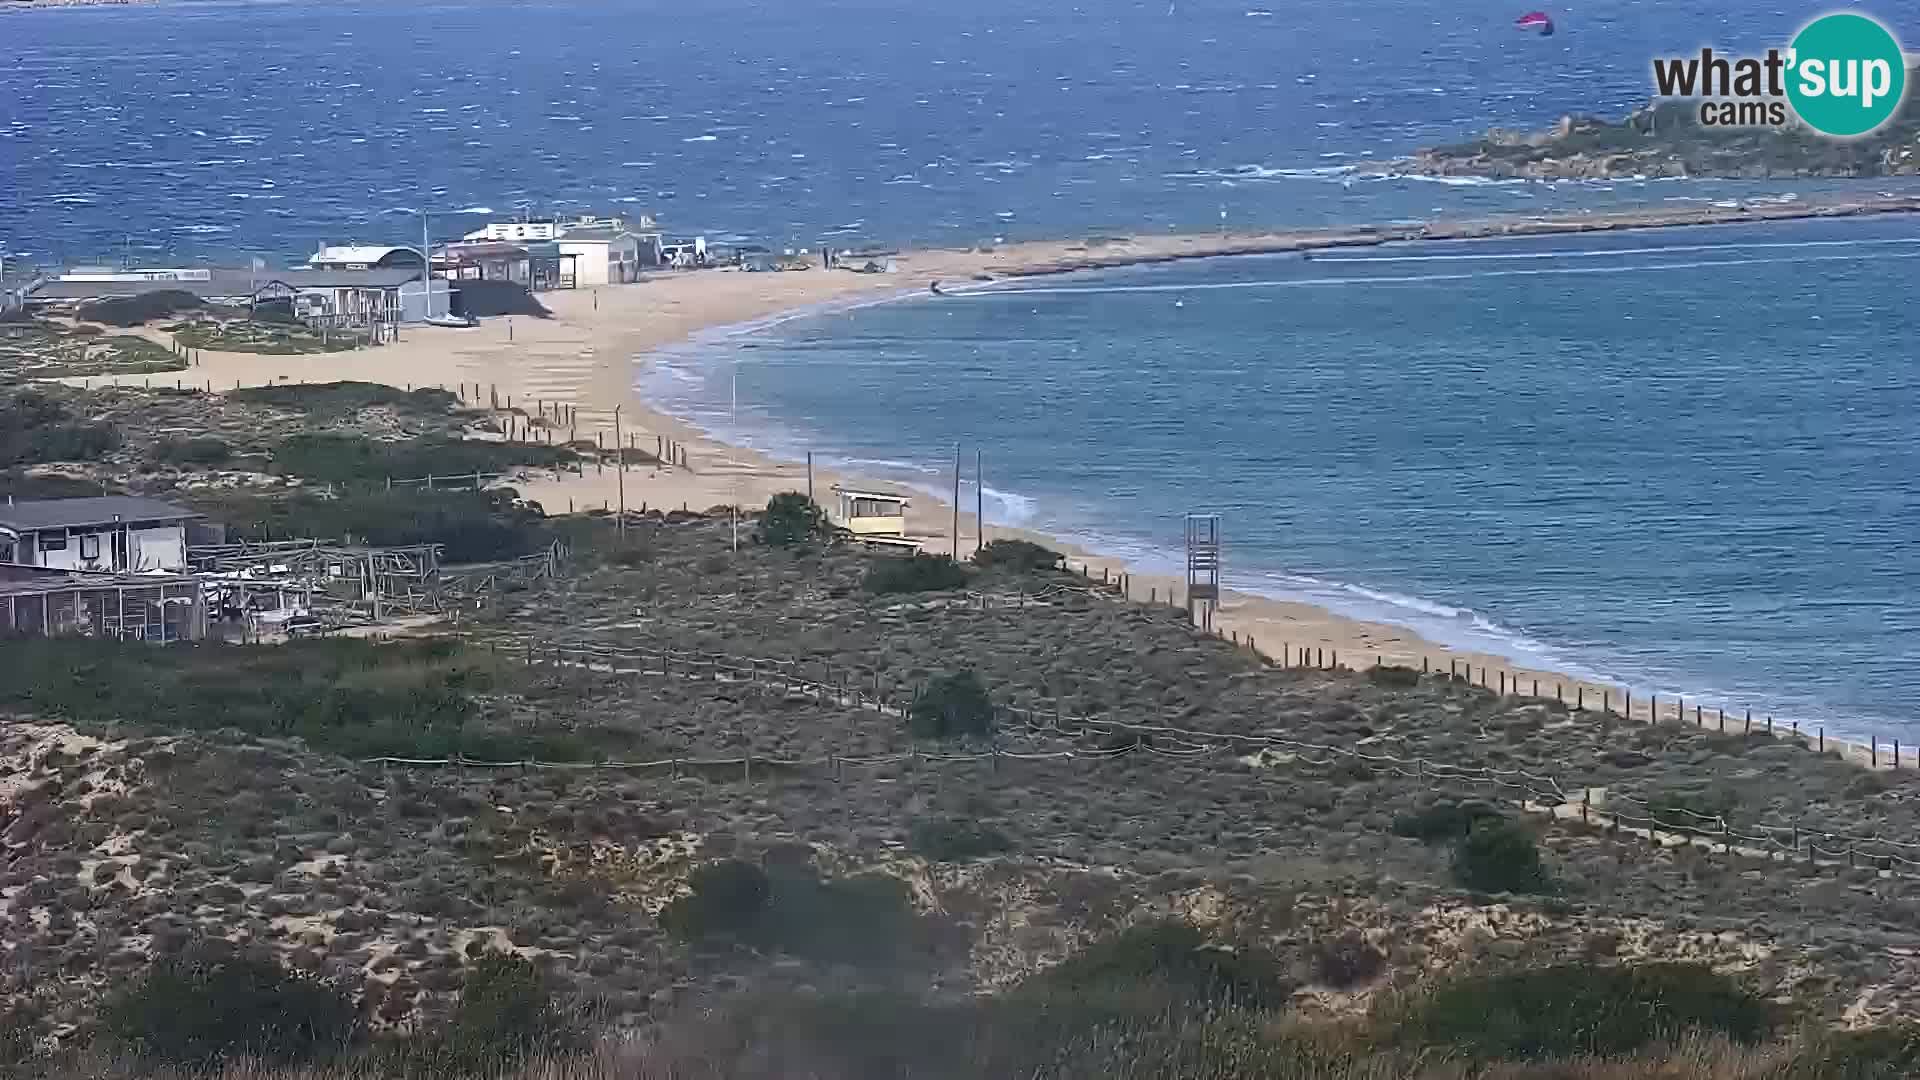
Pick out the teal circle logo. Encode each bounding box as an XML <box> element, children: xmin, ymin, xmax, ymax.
<box><xmin>1786</xmin><ymin>13</ymin><xmax>1907</xmax><ymax>137</ymax></box>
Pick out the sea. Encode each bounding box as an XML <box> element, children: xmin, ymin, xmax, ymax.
<box><xmin>4</xmin><ymin>0</ymin><xmax>1919</xmax><ymax>737</ymax></box>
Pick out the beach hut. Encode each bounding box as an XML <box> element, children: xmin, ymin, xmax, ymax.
<box><xmin>831</xmin><ymin>486</ymin><xmax>911</xmax><ymax>538</ymax></box>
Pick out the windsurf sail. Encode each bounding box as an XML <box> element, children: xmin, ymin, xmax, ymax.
<box><xmin>1515</xmin><ymin>11</ymin><xmax>1554</xmax><ymax>34</ymax></box>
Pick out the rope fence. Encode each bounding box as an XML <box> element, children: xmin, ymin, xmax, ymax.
<box><xmin>421</xmin><ymin>631</ymin><xmax>1920</xmax><ymax>879</ymax></box>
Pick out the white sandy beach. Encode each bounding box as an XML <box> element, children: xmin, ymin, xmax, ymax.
<box><xmin>69</xmin><ymin>197</ymin><xmax>1920</xmax><ymax>763</ymax></box>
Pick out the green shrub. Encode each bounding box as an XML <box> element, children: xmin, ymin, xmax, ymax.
<box><xmin>1028</xmin><ymin>921</ymin><xmax>1293</xmax><ymax>1011</ymax></box>
<box><xmin>910</xmin><ymin>817</ymin><xmax>1012</xmax><ymax>862</ymax></box>
<box><xmin>77</xmin><ymin>289</ymin><xmax>203</xmax><ymax>327</ymax></box>
<box><xmin>1390</xmin><ymin>799</ymin><xmax>1502</xmax><ymax>844</ymax></box>
<box><xmin>437</xmin><ymin>952</ymin><xmax>575</xmax><ymax>1069</ymax></box>
<box><xmin>153</xmin><ymin>436</ymin><xmax>233</xmax><ymax>466</ymax></box>
<box><xmin>755</xmin><ymin>492</ymin><xmax>830</xmax><ymax>546</ymax></box>
<box><xmin>660</xmin><ymin>860</ymin><xmax>771</xmax><ymax>939</ymax></box>
<box><xmin>1366</xmin><ymin>664</ymin><xmax>1421</xmax><ymax>688</ymax></box>
<box><xmin>663</xmin><ymin>862</ymin><xmax>938</xmax><ymax>969</ymax></box>
<box><xmin>1451</xmin><ymin>817</ymin><xmax>1553</xmax><ymax>895</ymax></box>
<box><xmin>229</xmin><ymin>381</ymin><xmax>458</xmax><ymax>416</ymax></box>
<box><xmin>0</xmin><ymin>390</ymin><xmax>121</xmax><ymax>467</ymax></box>
<box><xmin>865</xmin><ymin>553</ymin><xmax>971</xmax><ymax>594</ymax></box>
<box><xmin>269</xmin><ymin>433</ymin><xmax>572</xmax><ymax>489</ymax></box>
<box><xmin>103</xmin><ymin>943</ymin><xmax>359</xmax><ymax>1067</ymax></box>
<box><xmin>1311</xmin><ymin>931</ymin><xmax>1385</xmax><ymax>989</ymax></box>
<box><xmin>0</xmin><ymin>636</ymin><xmax>582</xmax><ymax>763</ymax></box>
<box><xmin>972</xmin><ymin>538</ymin><xmax>1061</xmax><ymax>572</ymax></box>
<box><xmin>196</xmin><ymin>489</ymin><xmax>549</xmax><ymax>564</ymax></box>
<box><xmin>908</xmin><ymin>670</ymin><xmax>995</xmax><ymax>739</ymax></box>
<box><xmin>1792</xmin><ymin>1024</ymin><xmax>1920</xmax><ymax>1079</ymax></box>
<box><xmin>1384</xmin><ymin>962</ymin><xmax>1773</xmax><ymax>1060</ymax></box>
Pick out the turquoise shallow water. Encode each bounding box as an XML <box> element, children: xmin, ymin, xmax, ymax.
<box><xmin>646</xmin><ymin>214</ymin><xmax>1920</xmax><ymax>740</ymax></box>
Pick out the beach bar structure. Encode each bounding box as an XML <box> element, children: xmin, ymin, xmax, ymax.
<box><xmin>0</xmin><ymin>569</ymin><xmax>207</xmax><ymax>642</ymax></box>
<box><xmin>0</xmin><ymin>496</ymin><xmax>199</xmax><ymax>573</ymax></box>
<box><xmin>831</xmin><ymin>486</ymin><xmax>912</xmax><ymax>538</ymax></box>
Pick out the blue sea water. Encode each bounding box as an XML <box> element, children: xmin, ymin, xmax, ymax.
<box><xmin>647</xmin><ymin>215</ymin><xmax>1920</xmax><ymax>738</ymax></box>
<box><xmin>5</xmin><ymin>0</ymin><xmax>1920</xmax><ymax>262</ymax></box>
<box><xmin>4</xmin><ymin>0</ymin><xmax>1920</xmax><ymax>734</ymax></box>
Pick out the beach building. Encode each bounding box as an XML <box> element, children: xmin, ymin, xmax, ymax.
<box><xmin>281</xmin><ymin>268</ymin><xmax>450</xmax><ymax>327</ymax></box>
<box><xmin>0</xmin><ymin>496</ymin><xmax>199</xmax><ymax>573</ymax></box>
<box><xmin>434</xmin><ymin>240</ymin><xmax>533</xmax><ymax>284</ymax></box>
<box><xmin>463</xmin><ymin>213</ymin><xmax>665</xmax><ymax>272</ymax></box>
<box><xmin>0</xmin><ymin>567</ymin><xmax>208</xmax><ymax>643</ymax></box>
<box><xmin>830</xmin><ymin>487</ymin><xmax>912</xmax><ymax>537</ymax></box>
<box><xmin>25</xmin><ymin>267</ymin><xmax>296</xmax><ymax>307</ymax></box>
<box><xmin>556</xmin><ymin>228</ymin><xmax>643</xmax><ymax>286</ymax></box>
<box><xmin>306</xmin><ymin>245</ymin><xmax>426</xmax><ymax>272</ymax></box>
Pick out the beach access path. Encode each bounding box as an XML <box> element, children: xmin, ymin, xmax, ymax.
<box><xmin>72</xmin><ymin>192</ymin><xmax>1920</xmax><ymax>756</ymax></box>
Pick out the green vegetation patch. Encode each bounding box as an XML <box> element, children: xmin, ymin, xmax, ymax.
<box><xmin>229</xmin><ymin>380</ymin><xmax>460</xmax><ymax>416</ymax></box>
<box><xmin>908</xmin><ymin>669</ymin><xmax>995</xmax><ymax>739</ymax></box>
<box><xmin>972</xmin><ymin>537</ymin><xmax>1062</xmax><ymax>572</ymax></box>
<box><xmin>663</xmin><ymin>859</ymin><xmax>946</xmax><ymax>969</ymax></box>
<box><xmin>754</xmin><ymin>491</ymin><xmax>832</xmax><ymax>546</ymax></box>
<box><xmin>0</xmin><ymin>636</ymin><xmax>582</xmax><ymax>762</ymax></box>
<box><xmin>1380</xmin><ymin>961</ymin><xmax>1775</xmax><ymax>1060</ymax></box>
<box><xmin>172</xmin><ymin>318</ymin><xmax>362</xmax><ymax>355</ymax></box>
<box><xmin>0</xmin><ymin>389</ymin><xmax>122</xmax><ymax>467</ymax></box>
<box><xmin>270</xmin><ymin>432</ymin><xmax>573</xmax><ymax>488</ymax></box>
<box><xmin>103</xmin><ymin>942</ymin><xmax>359</xmax><ymax>1068</ymax></box>
<box><xmin>193</xmin><ymin>488</ymin><xmax>551</xmax><ymax>564</ymax></box>
<box><xmin>909</xmin><ymin>817</ymin><xmax>1013</xmax><ymax>862</ymax></box>
<box><xmin>865</xmin><ymin>553</ymin><xmax>972</xmax><ymax>594</ymax></box>
<box><xmin>1025</xmin><ymin>920</ymin><xmax>1294</xmax><ymax>1011</ymax></box>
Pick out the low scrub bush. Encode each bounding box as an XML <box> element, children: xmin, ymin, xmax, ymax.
<box><xmin>1382</xmin><ymin>962</ymin><xmax>1774</xmax><ymax>1060</ymax></box>
<box><xmin>230</xmin><ymin>381</ymin><xmax>458</xmax><ymax>416</ymax></box>
<box><xmin>660</xmin><ymin>860</ymin><xmax>771</xmax><ymax>939</ymax></box>
<box><xmin>152</xmin><ymin>435</ymin><xmax>233</xmax><ymax>466</ymax></box>
<box><xmin>1311</xmin><ymin>931</ymin><xmax>1386</xmax><ymax>989</ymax></box>
<box><xmin>270</xmin><ymin>433</ymin><xmax>572</xmax><ymax>488</ymax></box>
<box><xmin>1451</xmin><ymin>816</ymin><xmax>1553</xmax><ymax>895</ymax></box>
<box><xmin>972</xmin><ymin>538</ymin><xmax>1061</xmax><ymax>572</ymax></box>
<box><xmin>102</xmin><ymin>942</ymin><xmax>359</xmax><ymax>1067</ymax></box>
<box><xmin>1028</xmin><ymin>921</ymin><xmax>1293</xmax><ymax>1011</ymax></box>
<box><xmin>908</xmin><ymin>670</ymin><xmax>995</xmax><ymax>739</ymax></box>
<box><xmin>196</xmin><ymin>489</ymin><xmax>549</xmax><ymax>563</ymax></box>
<box><xmin>1391</xmin><ymin>799</ymin><xmax>1503</xmax><ymax>844</ymax></box>
<box><xmin>910</xmin><ymin>817</ymin><xmax>1012</xmax><ymax>862</ymax></box>
<box><xmin>755</xmin><ymin>492</ymin><xmax>830</xmax><ymax>546</ymax></box>
<box><xmin>1366</xmin><ymin>664</ymin><xmax>1422</xmax><ymax>688</ymax></box>
<box><xmin>1794</xmin><ymin>1024</ymin><xmax>1920</xmax><ymax>1079</ymax></box>
<box><xmin>865</xmin><ymin>553</ymin><xmax>971</xmax><ymax>594</ymax></box>
<box><xmin>77</xmin><ymin>289</ymin><xmax>203</xmax><ymax>327</ymax></box>
<box><xmin>665</xmin><ymin>861</ymin><xmax>939</xmax><ymax>969</ymax></box>
<box><xmin>0</xmin><ymin>390</ymin><xmax>121</xmax><ymax>467</ymax></box>
<box><xmin>434</xmin><ymin>952</ymin><xmax>577</xmax><ymax>1071</ymax></box>
<box><xmin>0</xmin><ymin>636</ymin><xmax>581</xmax><ymax>762</ymax></box>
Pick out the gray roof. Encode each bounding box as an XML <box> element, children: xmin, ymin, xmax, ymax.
<box><xmin>558</xmin><ymin>228</ymin><xmax>631</xmax><ymax>243</ymax></box>
<box><xmin>28</xmin><ymin>270</ymin><xmax>295</xmax><ymax>303</ymax></box>
<box><xmin>281</xmin><ymin>268</ymin><xmax>424</xmax><ymax>289</ymax></box>
<box><xmin>0</xmin><ymin>496</ymin><xmax>201</xmax><ymax>532</ymax></box>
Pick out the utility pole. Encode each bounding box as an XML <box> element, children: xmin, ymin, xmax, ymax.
<box><xmin>730</xmin><ymin>369</ymin><xmax>739</xmax><ymax>552</ymax></box>
<box><xmin>613</xmin><ymin>405</ymin><xmax>626</xmax><ymax>536</ymax></box>
<box><xmin>975</xmin><ymin>448</ymin><xmax>984</xmax><ymax>555</ymax></box>
<box><xmin>951</xmin><ymin>443</ymin><xmax>961</xmax><ymax>560</ymax></box>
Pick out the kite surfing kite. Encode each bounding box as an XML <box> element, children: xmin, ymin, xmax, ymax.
<box><xmin>1515</xmin><ymin>11</ymin><xmax>1555</xmax><ymax>35</ymax></box>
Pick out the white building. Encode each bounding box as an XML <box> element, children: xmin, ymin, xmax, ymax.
<box><xmin>0</xmin><ymin>496</ymin><xmax>199</xmax><ymax>573</ymax></box>
<box><xmin>556</xmin><ymin>228</ymin><xmax>643</xmax><ymax>286</ymax></box>
<box><xmin>307</xmin><ymin>246</ymin><xmax>426</xmax><ymax>272</ymax></box>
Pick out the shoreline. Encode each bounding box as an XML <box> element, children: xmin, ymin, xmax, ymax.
<box><xmin>62</xmin><ymin>192</ymin><xmax>1918</xmax><ymax>764</ymax></box>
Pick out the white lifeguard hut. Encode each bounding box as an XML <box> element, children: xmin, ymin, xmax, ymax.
<box><xmin>831</xmin><ymin>486</ymin><xmax>920</xmax><ymax>551</ymax></box>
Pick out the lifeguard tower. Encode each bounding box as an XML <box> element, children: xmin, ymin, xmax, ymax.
<box><xmin>831</xmin><ymin>486</ymin><xmax>921</xmax><ymax>552</ymax></box>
